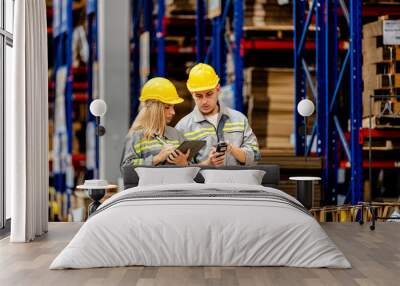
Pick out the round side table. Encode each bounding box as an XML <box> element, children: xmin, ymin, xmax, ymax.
<box><xmin>289</xmin><ymin>177</ymin><xmax>321</xmax><ymax>209</ymax></box>
<box><xmin>76</xmin><ymin>184</ymin><xmax>118</xmax><ymax>216</ymax></box>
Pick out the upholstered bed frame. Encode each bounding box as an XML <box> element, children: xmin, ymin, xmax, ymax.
<box><xmin>51</xmin><ymin>164</ymin><xmax>352</xmax><ymax>269</ymax></box>
<box><xmin>121</xmin><ymin>165</ymin><xmax>280</xmax><ymax>190</ymax></box>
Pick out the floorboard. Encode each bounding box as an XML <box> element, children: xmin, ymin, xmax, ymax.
<box><xmin>0</xmin><ymin>222</ymin><xmax>399</xmax><ymax>286</ymax></box>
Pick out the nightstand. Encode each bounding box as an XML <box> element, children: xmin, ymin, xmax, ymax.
<box><xmin>289</xmin><ymin>176</ymin><xmax>321</xmax><ymax>209</ymax></box>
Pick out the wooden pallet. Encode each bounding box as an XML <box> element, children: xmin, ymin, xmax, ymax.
<box><xmin>362</xmin><ymin>18</ymin><xmax>400</xmax><ymax>120</ymax></box>
<box><xmin>244</xmin><ymin>24</ymin><xmax>316</xmax><ymax>40</ymax></box>
<box><xmin>355</xmin><ymin>202</ymin><xmax>400</xmax><ymax>222</ymax></box>
<box><xmin>310</xmin><ymin>206</ymin><xmax>339</xmax><ymax>222</ymax></box>
<box><xmin>363</xmin><ymin>46</ymin><xmax>400</xmax><ymax>64</ymax></box>
<box><xmin>165</xmin><ymin>36</ymin><xmax>186</xmax><ymax>47</ymax></box>
<box><xmin>364</xmin><ymin>61</ymin><xmax>400</xmax><ymax>74</ymax></box>
<box><xmin>310</xmin><ymin>202</ymin><xmax>400</xmax><ymax>223</ymax></box>
<box><xmin>362</xmin><ymin>139</ymin><xmax>400</xmax><ymax>150</ymax></box>
<box><xmin>362</xmin><ymin>92</ymin><xmax>400</xmax><ymax>117</ymax></box>
<box><xmin>244</xmin><ymin>25</ymin><xmax>294</xmax><ymax>40</ymax></box>
<box><xmin>362</xmin><ymin>115</ymin><xmax>400</xmax><ymax>128</ymax></box>
<box><xmin>364</xmin><ymin>88</ymin><xmax>400</xmax><ymax>99</ymax></box>
<box><xmin>364</xmin><ymin>73</ymin><xmax>400</xmax><ymax>89</ymax></box>
<box><xmin>166</xmin><ymin>0</ymin><xmax>196</xmax><ymax>16</ymax></box>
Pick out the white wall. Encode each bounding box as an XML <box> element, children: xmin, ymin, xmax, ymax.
<box><xmin>2</xmin><ymin>0</ymin><xmax>15</xmax><ymax>221</ymax></box>
<box><xmin>5</xmin><ymin>44</ymin><xmax>12</xmax><ymax>219</ymax></box>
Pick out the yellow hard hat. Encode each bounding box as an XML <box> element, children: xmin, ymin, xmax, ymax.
<box><xmin>187</xmin><ymin>63</ymin><xmax>220</xmax><ymax>92</ymax></box>
<box><xmin>140</xmin><ymin>77</ymin><xmax>184</xmax><ymax>105</ymax></box>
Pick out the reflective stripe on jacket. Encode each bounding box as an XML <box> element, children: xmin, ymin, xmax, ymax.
<box><xmin>175</xmin><ymin>103</ymin><xmax>260</xmax><ymax>165</ymax></box>
<box><xmin>121</xmin><ymin>126</ymin><xmax>185</xmax><ymax>167</ymax></box>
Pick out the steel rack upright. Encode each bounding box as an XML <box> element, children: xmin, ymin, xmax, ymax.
<box><xmin>195</xmin><ymin>0</ymin><xmax>244</xmax><ymax>112</ymax></box>
<box><xmin>294</xmin><ymin>0</ymin><xmax>363</xmax><ymax>206</ymax></box>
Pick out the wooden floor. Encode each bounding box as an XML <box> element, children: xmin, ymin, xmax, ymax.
<box><xmin>0</xmin><ymin>222</ymin><xmax>399</xmax><ymax>286</ymax></box>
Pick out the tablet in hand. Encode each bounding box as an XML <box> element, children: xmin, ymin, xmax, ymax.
<box><xmin>177</xmin><ymin>140</ymin><xmax>206</xmax><ymax>161</ymax></box>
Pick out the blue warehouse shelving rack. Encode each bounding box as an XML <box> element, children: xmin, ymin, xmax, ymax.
<box><xmin>294</xmin><ymin>0</ymin><xmax>363</xmax><ymax>205</ymax></box>
<box><xmin>52</xmin><ymin>0</ymin><xmax>75</xmax><ymax>220</ymax></box>
<box><xmin>86</xmin><ymin>0</ymin><xmax>98</xmax><ymax>179</ymax></box>
<box><xmin>195</xmin><ymin>0</ymin><xmax>244</xmax><ymax>112</ymax></box>
<box><xmin>294</xmin><ymin>0</ymin><xmax>400</xmax><ymax>206</ymax></box>
<box><xmin>49</xmin><ymin>1</ymin><xmax>400</xmax><ymax>215</ymax></box>
<box><xmin>49</xmin><ymin>0</ymin><xmax>96</xmax><ymax>221</ymax></box>
<box><xmin>131</xmin><ymin>0</ymin><xmax>245</xmax><ymax>115</ymax></box>
<box><xmin>131</xmin><ymin>0</ymin><xmax>167</xmax><ymax>122</ymax></box>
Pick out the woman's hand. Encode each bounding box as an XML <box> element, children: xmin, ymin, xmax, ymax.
<box><xmin>167</xmin><ymin>149</ymin><xmax>190</xmax><ymax>166</ymax></box>
<box><xmin>153</xmin><ymin>145</ymin><xmax>175</xmax><ymax>165</ymax></box>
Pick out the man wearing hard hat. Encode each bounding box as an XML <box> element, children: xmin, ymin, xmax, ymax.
<box><xmin>175</xmin><ymin>63</ymin><xmax>260</xmax><ymax>166</ymax></box>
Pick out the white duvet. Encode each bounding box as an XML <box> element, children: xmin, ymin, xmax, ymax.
<box><xmin>50</xmin><ymin>183</ymin><xmax>351</xmax><ymax>269</ymax></box>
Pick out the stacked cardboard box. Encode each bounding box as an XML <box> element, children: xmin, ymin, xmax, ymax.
<box><xmin>244</xmin><ymin>0</ymin><xmax>292</xmax><ymax>27</ymax></box>
<box><xmin>166</xmin><ymin>0</ymin><xmax>196</xmax><ymax>16</ymax></box>
<box><xmin>246</xmin><ymin>68</ymin><xmax>295</xmax><ymax>150</ymax></box>
<box><xmin>363</xmin><ymin>18</ymin><xmax>400</xmax><ymax>127</ymax></box>
<box><xmin>364</xmin><ymin>0</ymin><xmax>399</xmax><ymax>3</ymax></box>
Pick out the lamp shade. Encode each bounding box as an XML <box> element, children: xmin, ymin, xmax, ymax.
<box><xmin>90</xmin><ymin>99</ymin><xmax>107</xmax><ymax>117</ymax></box>
<box><xmin>297</xmin><ymin>99</ymin><xmax>315</xmax><ymax>117</ymax></box>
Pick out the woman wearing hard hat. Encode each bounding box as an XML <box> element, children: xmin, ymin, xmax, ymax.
<box><xmin>121</xmin><ymin>77</ymin><xmax>190</xmax><ymax>167</ymax></box>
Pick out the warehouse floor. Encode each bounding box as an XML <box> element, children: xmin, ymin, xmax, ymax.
<box><xmin>0</xmin><ymin>223</ymin><xmax>399</xmax><ymax>286</ymax></box>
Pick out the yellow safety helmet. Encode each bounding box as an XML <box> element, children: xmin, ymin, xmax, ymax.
<box><xmin>186</xmin><ymin>63</ymin><xmax>220</xmax><ymax>92</ymax></box>
<box><xmin>140</xmin><ymin>77</ymin><xmax>184</xmax><ymax>105</ymax></box>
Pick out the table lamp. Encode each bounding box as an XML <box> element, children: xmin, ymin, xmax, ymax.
<box><xmin>89</xmin><ymin>99</ymin><xmax>107</xmax><ymax>138</ymax></box>
<box><xmin>292</xmin><ymin>98</ymin><xmax>319</xmax><ymax>209</ymax></box>
<box><xmin>297</xmin><ymin>98</ymin><xmax>315</xmax><ymax>154</ymax></box>
<box><xmin>76</xmin><ymin>99</ymin><xmax>117</xmax><ymax>216</ymax></box>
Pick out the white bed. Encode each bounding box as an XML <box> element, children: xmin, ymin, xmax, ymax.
<box><xmin>50</xmin><ymin>183</ymin><xmax>351</xmax><ymax>269</ymax></box>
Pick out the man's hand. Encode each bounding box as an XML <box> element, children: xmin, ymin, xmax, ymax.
<box><xmin>207</xmin><ymin>147</ymin><xmax>225</xmax><ymax>166</ymax></box>
<box><xmin>226</xmin><ymin>143</ymin><xmax>246</xmax><ymax>164</ymax></box>
<box><xmin>167</xmin><ymin>149</ymin><xmax>190</xmax><ymax>166</ymax></box>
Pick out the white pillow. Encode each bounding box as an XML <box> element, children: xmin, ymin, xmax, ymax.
<box><xmin>135</xmin><ymin>167</ymin><xmax>201</xmax><ymax>186</ymax></box>
<box><xmin>200</xmin><ymin>169</ymin><xmax>266</xmax><ymax>185</ymax></box>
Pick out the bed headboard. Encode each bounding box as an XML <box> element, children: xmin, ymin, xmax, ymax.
<box><xmin>122</xmin><ymin>165</ymin><xmax>280</xmax><ymax>190</ymax></box>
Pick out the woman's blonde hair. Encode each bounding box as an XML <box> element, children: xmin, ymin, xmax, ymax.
<box><xmin>129</xmin><ymin>100</ymin><xmax>166</xmax><ymax>139</ymax></box>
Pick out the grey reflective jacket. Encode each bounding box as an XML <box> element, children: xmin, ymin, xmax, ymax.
<box><xmin>175</xmin><ymin>104</ymin><xmax>260</xmax><ymax>165</ymax></box>
<box><xmin>121</xmin><ymin>126</ymin><xmax>185</xmax><ymax>167</ymax></box>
